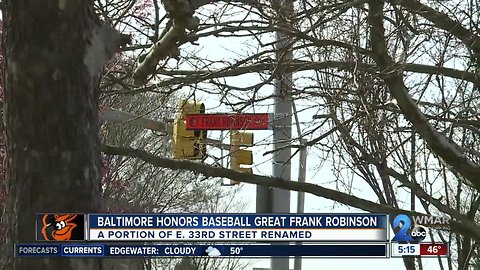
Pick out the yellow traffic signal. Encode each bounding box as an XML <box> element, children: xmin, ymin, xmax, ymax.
<box><xmin>229</xmin><ymin>131</ymin><xmax>253</xmax><ymax>184</ymax></box>
<box><xmin>173</xmin><ymin>120</ymin><xmax>203</xmax><ymax>159</ymax></box>
<box><xmin>231</xmin><ymin>150</ymin><xmax>253</xmax><ymax>172</ymax></box>
<box><xmin>172</xmin><ymin>100</ymin><xmax>207</xmax><ymax>160</ymax></box>
<box><xmin>231</xmin><ymin>130</ymin><xmax>254</xmax><ymax>146</ymax></box>
<box><xmin>178</xmin><ymin>100</ymin><xmax>205</xmax><ymax>119</ymax></box>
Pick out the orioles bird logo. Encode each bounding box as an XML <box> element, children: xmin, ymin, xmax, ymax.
<box><xmin>41</xmin><ymin>214</ymin><xmax>78</xmax><ymax>241</ymax></box>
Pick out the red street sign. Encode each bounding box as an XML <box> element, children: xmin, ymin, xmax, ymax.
<box><xmin>186</xmin><ymin>113</ymin><xmax>270</xmax><ymax>130</ymax></box>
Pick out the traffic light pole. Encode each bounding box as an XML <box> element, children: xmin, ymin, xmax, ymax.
<box><xmin>99</xmin><ymin>107</ymin><xmax>167</xmax><ymax>133</ymax></box>
<box><xmin>99</xmin><ymin>107</ymin><xmax>230</xmax><ymax>150</ymax></box>
<box><xmin>294</xmin><ymin>139</ymin><xmax>307</xmax><ymax>270</ymax></box>
<box><xmin>270</xmin><ymin>55</ymin><xmax>293</xmax><ymax>270</ymax></box>
<box><xmin>256</xmin><ymin>1</ymin><xmax>293</xmax><ymax>270</ymax></box>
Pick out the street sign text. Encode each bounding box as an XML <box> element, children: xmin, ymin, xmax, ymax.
<box><xmin>186</xmin><ymin>113</ymin><xmax>270</xmax><ymax>130</ymax></box>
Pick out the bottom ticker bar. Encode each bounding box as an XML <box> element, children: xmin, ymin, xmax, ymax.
<box><xmin>15</xmin><ymin>243</ymin><xmax>388</xmax><ymax>258</ymax></box>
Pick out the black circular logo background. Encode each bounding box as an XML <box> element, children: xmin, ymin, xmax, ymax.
<box><xmin>411</xmin><ymin>226</ymin><xmax>427</xmax><ymax>242</ymax></box>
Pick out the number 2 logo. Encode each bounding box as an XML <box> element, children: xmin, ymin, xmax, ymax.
<box><xmin>392</xmin><ymin>214</ymin><xmax>414</xmax><ymax>242</ymax></box>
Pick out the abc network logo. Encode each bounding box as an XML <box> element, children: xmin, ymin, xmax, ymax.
<box><xmin>392</xmin><ymin>214</ymin><xmax>427</xmax><ymax>242</ymax></box>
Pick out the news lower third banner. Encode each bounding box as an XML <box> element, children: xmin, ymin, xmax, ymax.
<box><xmin>88</xmin><ymin>214</ymin><xmax>388</xmax><ymax>241</ymax></box>
<box><xmin>36</xmin><ymin>213</ymin><xmax>388</xmax><ymax>241</ymax></box>
<box><xmin>15</xmin><ymin>243</ymin><xmax>389</xmax><ymax>258</ymax></box>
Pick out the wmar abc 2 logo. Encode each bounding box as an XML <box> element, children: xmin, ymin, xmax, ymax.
<box><xmin>35</xmin><ymin>214</ymin><xmax>85</xmax><ymax>241</ymax></box>
<box><xmin>392</xmin><ymin>214</ymin><xmax>427</xmax><ymax>242</ymax></box>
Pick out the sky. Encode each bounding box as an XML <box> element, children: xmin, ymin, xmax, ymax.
<box><xmin>188</xmin><ymin>31</ymin><xmax>414</xmax><ymax>270</ymax></box>
<box><xmin>159</xmin><ymin>3</ymin><xmax>456</xmax><ymax>269</ymax></box>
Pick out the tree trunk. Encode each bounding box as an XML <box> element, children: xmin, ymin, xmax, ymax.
<box><xmin>2</xmin><ymin>1</ymin><xmax>107</xmax><ymax>269</ymax></box>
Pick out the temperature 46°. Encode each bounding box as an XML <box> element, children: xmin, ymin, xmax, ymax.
<box><xmin>420</xmin><ymin>243</ymin><xmax>448</xmax><ymax>256</ymax></box>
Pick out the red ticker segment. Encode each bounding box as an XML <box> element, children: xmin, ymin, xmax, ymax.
<box><xmin>420</xmin><ymin>243</ymin><xmax>448</xmax><ymax>257</ymax></box>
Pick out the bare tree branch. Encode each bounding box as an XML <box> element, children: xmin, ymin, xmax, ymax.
<box><xmin>101</xmin><ymin>144</ymin><xmax>480</xmax><ymax>241</ymax></box>
<box><xmin>368</xmin><ymin>0</ymin><xmax>480</xmax><ymax>190</ymax></box>
<box><xmin>132</xmin><ymin>0</ymin><xmax>200</xmax><ymax>85</ymax></box>
<box><xmin>153</xmin><ymin>60</ymin><xmax>479</xmax><ymax>89</ymax></box>
<box><xmin>391</xmin><ymin>0</ymin><xmax>480</xmax><ymax>53</ymax></box>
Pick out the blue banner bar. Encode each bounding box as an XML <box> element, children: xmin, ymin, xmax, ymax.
<box><xmin>15</xmin><ymin>243</ymin><xmax>388</xmax><ymax>258</ymax></box>
<box><xmin>88</xmin><ymin>214</ymin><xmax>387</xmax><ymax>229</ymax></box>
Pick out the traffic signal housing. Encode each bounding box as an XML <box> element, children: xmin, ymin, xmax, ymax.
<box><xmin>229</xmin><ymin>130</ymin><xmax>253</xmax><ymax>184</ymax></box>
<box><xmin>172</xmin><ymin>100</ymin><xmax>207</xmax><ymax>160</ymax></box>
